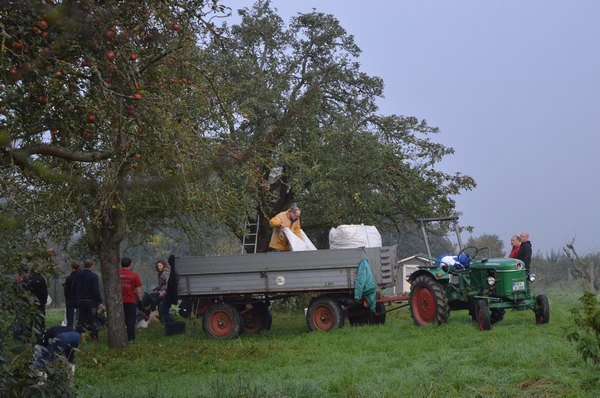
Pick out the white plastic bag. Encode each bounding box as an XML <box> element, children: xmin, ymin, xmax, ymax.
<box><xmin>329</xmin><ymin>224</ymin><xmax>382</xmax><ymax>249</ymax></box>
<box><xmin>282</xmin><ymin>228</ymin><xmax>317</xmax><ymax>251</ymax></box>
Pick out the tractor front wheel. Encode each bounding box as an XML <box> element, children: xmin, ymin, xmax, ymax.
<box><xmin>475</xmin><ymin>299</ymin><xmax>491</xmax><ymax>331</ymax></box>
<box><xmin>535</xmin><ymin>294</ymin><xmax>550</xmax><ymax>324</ymax></box>
<box><xmin>490</xmin><ymin>308</ymin><xmax>505</xmax><ymax>324</ymax></box>
<box><xmin>409</xmin><ymin>275</ymin><xmax>449</xmax><ymax>326</ymax></box>
<box><xmin>307</xmin><ymin>296</ymin><xmax>344</xmax><ymax>332</ymax></box>
<box><xmin>203</xmin><ymin>303</ymin><xmax>242</xmax><ymax>339</ymax></box>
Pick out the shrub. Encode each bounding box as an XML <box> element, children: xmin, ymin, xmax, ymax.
<box><xmin>567</xmin><ymin>292</ymin><xmax>600</xmax><ymax>366</ymax></box>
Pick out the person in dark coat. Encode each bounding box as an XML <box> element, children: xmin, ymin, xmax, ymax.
<box><xmin>516</xmin><ymin>232</ymin><xmax>533</xmax><ymax>274</ymax></box>
<box><xmin>63</xmin><ymin>261</ymin><xmax>82</xmax><ymax>328</ymax></box>
<box><xmin>13</xmin><ymin>268</ymin><xmax>48</xmax><ymax>340</ymax></box>
<box><xmin>74</xmin><ymin>259</ymin><xmax>102</xmax><ymax>341</ymax></box>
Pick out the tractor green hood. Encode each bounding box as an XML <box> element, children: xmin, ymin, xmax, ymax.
<box><xmin>470</xmin><ymin>258</ymin><xmax>526</xmax><ymax>271</ymax></box>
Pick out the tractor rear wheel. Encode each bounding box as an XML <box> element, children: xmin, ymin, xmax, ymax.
<box><xmin>475</xmin><ymin>299</ymin><xmax>491</xmax><ymax>331</ymax></box>
<box><xmin>307</xmin><ymin>296</ymin><xmax>344</xmax><ymax>332</ymax></box>
<box><xmin>535</xmin><ymin>294</ymin><xmax>550</xmax><ymax>324</ymax></box>
<box><xmin>203</xmin><ymin>303</ymin><xmax>242</xmax><ymax>340</ymax></box>
<box><xmin>409</xmin><ymin>275</ymin><xmax>449</xmax><ymax>326</ymax></box>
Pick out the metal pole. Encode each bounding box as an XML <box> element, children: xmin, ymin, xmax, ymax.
<box><xmin>454</xmin><ymin>219</ymin><xmax>463</xmax><ymax>252</ymax></box>
<box><xmin>420</xmin><ymin>220</ymin><xmax>433</xmax><ymax>265</ymax></box>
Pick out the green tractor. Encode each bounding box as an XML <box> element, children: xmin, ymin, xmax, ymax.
<box><xmin>407</xmin><ymin>217</ymin><xmax>550</xmax><ymax>330</ymax></box>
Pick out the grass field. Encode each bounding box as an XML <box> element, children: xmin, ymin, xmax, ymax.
<box><xmin>45</xmin><ymin>287</ymin><xmax>599</xmax><ymax>398</ymax></box>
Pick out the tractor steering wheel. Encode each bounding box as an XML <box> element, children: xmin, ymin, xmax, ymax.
<box><xmin>457</xmin><ymin>246</ymin><xmax>479</xmax><ymax>262</ymax></box>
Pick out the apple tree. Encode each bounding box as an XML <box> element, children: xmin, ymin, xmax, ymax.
<box><xmin>1</xmin><ymin>0</ymin><xmax>229</xmax><ymax>347</ymax></box>
<box><xmin>200</xmin><ymin>1</ymin><xmax>475</xmax><ymax>250</ymax></box>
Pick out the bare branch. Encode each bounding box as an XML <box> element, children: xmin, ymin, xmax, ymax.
<box><xmin>25</xmin><ymin>145</ymin><xmax>113</xmax><ymax>162</ymax></box>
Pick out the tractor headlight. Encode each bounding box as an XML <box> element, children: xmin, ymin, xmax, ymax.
<box><xmin>487</xmin><ymin>276</ymin><xmax>496</xmax><ymax>286</ymax></box>
<box><xmin>528</xmin><ymin>273</ymin><xmax>536</xmax><ymax>283</ymax></box>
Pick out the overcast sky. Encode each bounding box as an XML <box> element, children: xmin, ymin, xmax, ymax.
<box><xmin>229</xmin><ymin>0</ymin><xmax>600</xmax><ymax>255</ymax></box>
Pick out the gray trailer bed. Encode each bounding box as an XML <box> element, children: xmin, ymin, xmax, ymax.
<box><xmin>177</xmin><ymin>245</ymin><xmax>397</xmax><ymax>297</ymax></box>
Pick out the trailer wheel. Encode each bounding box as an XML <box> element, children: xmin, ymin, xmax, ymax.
<box><xmin>475</xmin><ymin>299</ymin><xmax>491</xmax><ymax>331</ymax></box>
<box><xmin>307</xmin><ymin>296</ymin><xmax>344</xmax><ymax>332</ymax></box>
<box><xmin>349</xmin><ymin>302</ymin><xmax>386</xmax><ymax>326</ymax></box>
<box><xmin>409</xmin><ymin>275</ymin><xmax>449</xmax><ymax>326</ymax></box>
<box><xmin>534</xmin><ymin>294</ymin><xmax>550</xmax><ymax>324</ymax></box>
<box><xmin>203</xmin><ymin>303</ymin><xmax>242</xmax><ymax>339</ymax></box>
<box><xmin>242</xmin><ymin>303</ymin><xmax>272</xmax><ymax>333</ymax></box>
<box><xmin>373</xmin><ymin>302</ymin><xmax>387</xmax><ymax>325</ymax></box>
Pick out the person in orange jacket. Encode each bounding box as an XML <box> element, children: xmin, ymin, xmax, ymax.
<box><xmin>268</xmin><ymin>205</ymin><xmax>302</xmax><ymax>251</ymax></box>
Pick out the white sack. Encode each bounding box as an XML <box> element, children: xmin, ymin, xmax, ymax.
<box><xmin>283</xmin><ymin>228</ymin><xmax>317</xmax><ymax>251</ymax></box>
<box><xmin>329</xmin><ymin>224</ymin><xmax>382</xmax><ymax>249</ymax></box>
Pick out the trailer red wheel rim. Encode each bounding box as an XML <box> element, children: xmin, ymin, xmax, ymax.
<box><xmin>312</xmin><ymin>305</ymin><xmax>334</xmax><ymax>331</ymax></box>
<box><xmin>412</xmin><ymin>286</ymin><xmax>436</xmax><ymax>324</ymax></box>
<box><xmin>208</xmin><ymin>310</ymin><xmax>234</xmax><ymax>337</ymax></box>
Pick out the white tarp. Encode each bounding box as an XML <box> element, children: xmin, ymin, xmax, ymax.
<box><xmin>283</xmin><ymin>228</ymin><xmax>318</xmax><ymax>251</ymax></box>
<box><xmin>328</xmin><ymin>224</ymin><xmax>382</xmax><ymax>249</ymax></box>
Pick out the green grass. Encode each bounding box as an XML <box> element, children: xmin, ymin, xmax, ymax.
<box><xmin>45</xmin><ymin>287</ymin><xmax>600</xmax><ymax>398</ymax></box>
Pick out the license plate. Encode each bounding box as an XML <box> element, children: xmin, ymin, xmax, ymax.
<box><xmin>512</xmin><ymin>281</ymin><xmax>525</xmax><ymax>291</ymax></box>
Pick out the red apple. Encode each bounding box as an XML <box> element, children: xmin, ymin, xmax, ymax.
<box><xmin>33</xmin><ymin>26</ymin><xmax>42</xmax><ymax>35</ymax></box>
<box><xmin>134</xmin><ymin>153</ymin><xmax>141</xmax><ymax>159</ymax></box>
<box><xmin>9</xmin><ymin>69</ymin><xmax>17</xmax><ymax>75</ymax></box>
<box><xmin>107</xmin><ymin>64</ymin><xmax>116</xmax><ymax>72</ymax></box>
<box><xmin>242</xmin><ymin>113</ymin><xmax>249</xmax><ymax>119</ymax></box>
<box><xmin>13</xmin><ymin>42</ymin><xmax>23</xmax><ymax>50</ymax></box>
<box><xmin>130</xmin><ymin>53</ymin><xmax>138</xmax><ymax>61</ymax></box>
<box><xmin>87</xmin><ymin>114</ymin><xmax>96</xmax><ymax>123</ymax></box>
<box><xmin>133</xmin><ymin>93</ymin><xmax>142</xmax><ymax>100</ymax></box>
<box><xmin>37</xmin><ymin>95</ymin><xmax>48</xmax><ymax>105</ymax></box>
<box><xmin>42</xmin><ymin>31</ymin><xmax>49</xmax><ymax>39</ymax></box>
<box><xmin>40</xmin><ymin>20</ymin><xmax>48</xmax><ymax>29</ymax></box>
<box><xmin>54</xmin><ymin>70</ymin><xmax>63</xmax><ymax>78</ymax></box>
<box><xmin>105</xmin><ymin>29</ymin><xmax>116</xmax><ymax>40</ymax></box>
<box><xmin>106</xmin><ymin>51</ymin><xmax>115</xmax><ymax>61</ymax></box>
<box><xmin>171</xmin><ymin>23</ymin><xmax>181</xmax><ymax>31</ymax></box>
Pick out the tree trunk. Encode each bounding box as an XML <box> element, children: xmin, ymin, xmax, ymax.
<box><xmin>98</xmin><ymin>215</ymin><xmax>127</xmax><ymax>348</ymax></box>
<box><xmin>256</xmin><ymin>213</ymin><xmax>272</xmax><ymax>253</ymax></box>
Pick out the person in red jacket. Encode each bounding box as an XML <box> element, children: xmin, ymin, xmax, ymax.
<box><xmin>508</xmin><ymin>235</ymin><xmax>521</xmax><ymax>258</ymax></box>
<box><xmin>119</xmin><ymin>257</ymin><xmax>142</xmax><ymax>343</ymax></box>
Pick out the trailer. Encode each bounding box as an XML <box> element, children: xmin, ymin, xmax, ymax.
<box><xmin>176</xmin><ymin>245</ymin><xmax>409</xmax><ymax>339</ymax></box>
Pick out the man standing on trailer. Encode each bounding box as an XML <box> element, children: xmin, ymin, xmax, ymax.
<box><xmin>268</xmin><ymin>205</ymin><xmax>302</xmax><ymax>252</ymax></box>
<box><xmin>517</xmin><ymin>232</ymin><xmax>532</xmax><ymax>275</ymax></box>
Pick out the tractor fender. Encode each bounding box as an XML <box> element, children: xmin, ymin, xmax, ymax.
<box><xmin>408</xmin><ymin>268</ymin><xmax>449</xmax><ymax>284</ymax></box>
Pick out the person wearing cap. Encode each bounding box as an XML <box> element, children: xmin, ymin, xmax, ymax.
<box><xmin>268</xmin><ymin>206</ymin><xmax>302</xmax><ymax>252</ymax></box>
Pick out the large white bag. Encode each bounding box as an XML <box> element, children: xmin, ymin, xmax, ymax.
<box><xmin>282</xmin><ymin>228</ymin><xmax>317</xmax><ymax>251</ymax></box>
<box><xmin>328</xmin><ymin>224</ymin><xmax>382</xmax><ymax>249</ymax></box>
